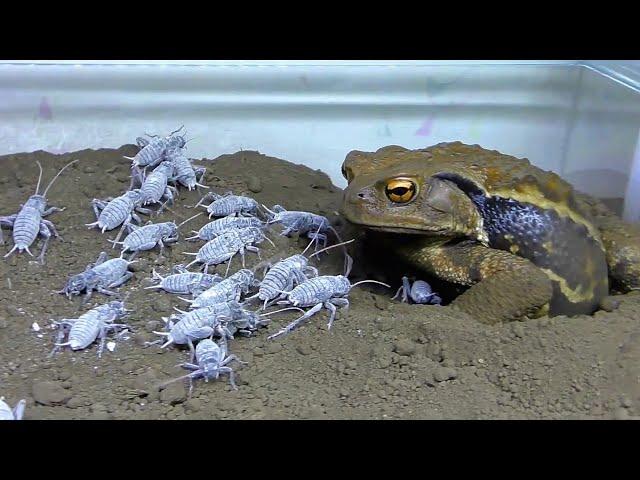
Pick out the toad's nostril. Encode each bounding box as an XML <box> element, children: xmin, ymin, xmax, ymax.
<box><xmin>347</xmin><ymin>189</ymin><xmax>368</xmax><ymax>205</ymax></box>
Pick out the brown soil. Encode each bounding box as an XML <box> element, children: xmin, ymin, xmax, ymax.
<box><xmin>0</xmin><ymin>145</ymin><xmax>638</xmax><ymax>420</ymax></box>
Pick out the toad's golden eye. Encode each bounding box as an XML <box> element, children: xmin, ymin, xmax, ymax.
<box><xmin>385</xmin><ymin>178</ymin><xmax>417</xmax><ymax>203</ymax></box>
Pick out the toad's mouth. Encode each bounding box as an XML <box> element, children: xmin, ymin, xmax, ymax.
<box><xmin>363</xmin><ymin>225</ymin><xmax>450</xmax><ymax>235</ymax></box>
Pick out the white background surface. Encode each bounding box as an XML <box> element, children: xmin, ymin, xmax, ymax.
<box><xmin>1</xmin><ymin>60</ymin><xmax>639</xmax><ymax>221</ymax></box>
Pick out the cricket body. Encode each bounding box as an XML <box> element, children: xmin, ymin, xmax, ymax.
<box><xmin>194</xmin><ymin>192</ymin><xmax>260</xmax><ymax>218</ymax></box>
<box><xmin>170</xmin><ymin>301</ymin><xmax>274</xmax><ymax>338</ymax></box>
<box><xmin>1</xmin><ymin>159</ymin><xmax>78</xmax><ymax>264</ymax></box>
<box><xmin>183</xmin><ymin>227</ymin><xmax>274</xmax><ymax>275</ymax></box>
<box><xmin>160</xmin><ymin>339</ymin><xmax>246</xmax><ymax>394</ymax></box>
<box><xmin>110</xmin><ymin>222</ymin><xmax>179</xmax><ymax>259</ymax></box>
<box><xmin>185</xmin><ymin>215</ymin><xmax>264</xmax><ymax>242</ymax></box>
<box><xmin>167</xmin><ymin>300</ymin><xmax>269</xmax><ymax>341</ymax></box>
<box><xmin>263</xmin><ymin>204</ymin><xmax>339</xmax><ymax>250</ymax></box>
<box><xmin>86</xmin><ymin>189</ymin><xmax>153</xmax><ymax>244</ymax></box>
<box><xmin>249</xmin><ymin>254</ymin><xmax>319</xmax><ymax>309</ymax></box>
<box><xmin>59</xmin><ymin>251</ymin><xmax>135</xmax><ymax>301</ymax></box>
<box><xmin>50</xmin><ymin>301</ymin><xmax>130</xmax><ymax>358</ymax></box>
<box><xmin>247</xmin><ymin>238</ymin><xmax>354</xmax><ymax>310</ymax></box>
<box><xmin>165</xmin><ymin>147</ymin><xmax>208</xmax><ymax>191</ymax></box>
<box><xmin>182</xmin><ymin>268</ymin><xmax>257</xmax><ymax>309</ymax></box>
<box><xmin>393</xmin><ymin>276</ymin><xmax>442</xmax><ymax>305</ymax></box>
<box><xmin>169</xmin><ymin>300</ymin><xmax>247</xmax><ymax>328</ymax></box>
<box><xmin>137</xmin><ymin>161</ymin><xmax>179</xmax><ymax>209</ymax></box>
<box><xmin>125</xmin><ymin>125</ymin><xmax>186</xmax><ymax>170</ymax></box>
<box><xmin>0</xmin><ymin>397</ymin><xmax>26</xmax><ymax>420</ymax></box>
<box><xmin>268</xmin><ymin>274</ymin><xmax>390</xmax><ymax>340</ymax></box>
<box><xmin>145</xmin><ymin>265</ymin><xmax>222</xmax><ymax>295</ymax></box>
<box><xmin>147</xmin><ymin>305</ymin><xmax>237</xmax><ymax>360</ymax></box>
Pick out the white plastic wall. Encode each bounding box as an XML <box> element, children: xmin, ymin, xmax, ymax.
<box><xmin>1</xmin><ymin>61</ymin><xmax>639</xmax><ymax>221</ymax></box>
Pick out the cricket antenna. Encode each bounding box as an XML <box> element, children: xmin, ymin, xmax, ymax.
<box><xmin>261</xmin><ymin>204</ymin><xmax>277</xmax><ymax>218</ymax></box>
<box><xmin>258</xmin><ymin>307</ymin><xmax>305</xmax><ymax>316</ymax></box>
<box><xmin>262</xmin><ymin>234</ymin><xmax>276</xmax><ymax>248</ymax></box>
<box><xmin>350</xmin><ymin>279</ymin><xmax>391</xmax><ymax>289</ymax></box>
<box><xmin>309</xmin><ymin>239</ymin><xmax>355</xmax><ymax>258</ymax></box>
<box><xmin>34</xmin><ymin>160</ymin><xmax>43</xmax><ymax>194</ymax></box>
<box><xmin>178</xmin><ymin>212</ymin><xmax>203</xmax><ymax>228</ymax></box>
<box><xmin>344</xmin><ymin>253</ymin><xmax>354</xmax><ymax>277</ymax></box>
<box><xmin>42</xmin><ymin>159</ymin><xmax>79</xmax><ymax>196</ymax></box>
<box><xmin>169</xmin><ymin>125</ymin><xmax>185</xmax><ymax>136</ymax></box>
<box><xmin>157</xmin><ymin>372</ymin><xmax>195</xmax><ymax>390</ymax></box>
<box><xmin>301</xmin><ymin>223</ymin><xmax>323</xmax><ymax>256</ymax></box>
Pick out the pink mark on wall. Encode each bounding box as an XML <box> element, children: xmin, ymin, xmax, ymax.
<box><xmin>415</xmin><ymin>117</ymin><xmax>434</xmax><ymax>137</ymax></box>
<box><xmin>38</xmin><ymin>97</ymin><xmax>53</xmax><ymax>120</ymax></box>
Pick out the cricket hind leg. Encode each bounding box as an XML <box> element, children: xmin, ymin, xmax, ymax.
<box><xmin>93</xmin><ymin>251</ymin><xmax>109</xmax><ymax>266</ymax></box>
<box><xmin>112</xmin><ymin>216</ymin><xmax>133</xmax><ymax>246</ymax></box>
<box><xmin>48</xmin><ymin>321</ymin><xmax>74</xmax><ymax>357</ymax></box>
<box><xmin>194</xmin><ymin>167</ymin><xmax>209</xmax><ymax>190</ymax></box>
<box><xmin>129</xmin><ymin>167</ymin><xmax>145</xmax><ymax>190</ymax></box>
<box><xmin>327</xmin><ymin>298</ymin><xmax>349</xmax><ymax>330</ymax></box>
<box><xmin>134</xmin><ymin>206</ymin><xmax>154</xmax><ymax>218</ymax></box>
<box><xmin>108</xmin><ymin>271</ymin><xmax>134</xmax><ymax>289</ymax></box>
<box><xmin>391</xmin><ymin>276</ymin><xmax>411</xmax><ymax>303</ymax></box>
<box><xmin>42</xmin><ymin>219</ymin><xmax>62</xmax><ymax>241</ymax></box>
<box><xmin>157</xmin><ymin>187</ymin><xmax>177</xmax><ymax>215</ymax></box>
<box><xmin>36</xmin><ymin>222</ymin><xmax>54</xmax><ymax>265</ymax></box>
<box><xmin>245</xmin><ymin>246</ymin><xmax>261</xmax><ymax>263</ymax></box>
<box><xmin>267</xmin><ymin>303</ymin><xmax>324</xmax><ymax>340</ymax></box>
<box><xmin>0</xmin><ymin>214</ymin><xmax>17</xmax><ymax>245</ymax></box>
<box><xmin>90</xmin><ymin>199</ymin><xmax>109</xmax><ymax>221</ymax></box>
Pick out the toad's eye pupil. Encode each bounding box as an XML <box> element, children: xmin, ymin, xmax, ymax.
<box><xmin>385</xmin><ymin>179</ymin><xmax>416</xmax><ymax>203</ymax></box>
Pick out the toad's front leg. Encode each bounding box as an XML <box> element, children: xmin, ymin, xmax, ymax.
<box><xmin>397</xmin><ymin>239</ymin><xmax>553</xmax><ymax>324</ymax></box>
